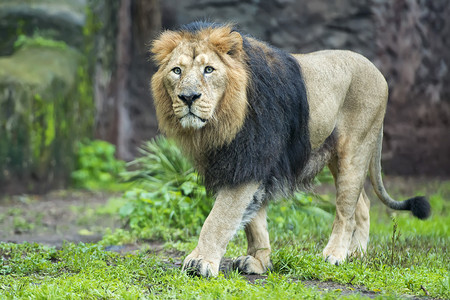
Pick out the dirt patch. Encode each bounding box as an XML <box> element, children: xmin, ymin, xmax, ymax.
<box><xmin>0</xmin><ymin>190</ymin><xmax>121</xmax><ymax>247</ymax></box>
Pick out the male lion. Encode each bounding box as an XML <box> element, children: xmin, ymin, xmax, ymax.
<box><xmin>150</xmin><ymin>22</ymin><xmax>430</xmax><ymax>277</ymax></box>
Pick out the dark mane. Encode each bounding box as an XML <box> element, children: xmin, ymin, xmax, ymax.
<box><xmin>180</xmin><ymin>21</ymin><xmax>233</xmax><ymax>33</ymax></box>
<box><xmin>203</xmin><ymin>28</ymin><xmax>311</xmax><ymax>196</ymax></box>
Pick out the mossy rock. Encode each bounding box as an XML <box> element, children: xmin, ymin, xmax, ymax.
<box><xmin>0</xmin><ymin>45</ymin><xmax>92</xmax><ymax>193</ymax></box>
<box><xmin>0</xmin><ymin>0</ymin><xmax>86</xmax><ymax>55</ymax></box>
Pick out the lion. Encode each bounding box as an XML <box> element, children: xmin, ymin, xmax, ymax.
<box><xmin>150</xmin><ymin>22</ymin><xmax>431</xmax><ymax>277</ymax></box>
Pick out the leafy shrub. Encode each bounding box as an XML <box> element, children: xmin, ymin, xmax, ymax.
<box><xmin>106</xmin><ymin>137</ymin><xmax>214</xmax><ymax>242</ymax></box>
<box><xmin>71</xmin><ymin>140</ymin><xmax>126</xmax><ymax>190</ymax></box>
<box><xmin>117</xmin><ymin>186</ymin><xmax>211</xmax><ymax>241</ymax></box>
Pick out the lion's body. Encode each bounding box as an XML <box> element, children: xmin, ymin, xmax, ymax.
<box><xmin>150</xmin><ymin>22</ymin><xmax>430</xmax><ymax>277</ymax></box>
<box><xmin>295</xmin><ymin>50</ymin><xmax>388</xmax><ymax>150</ymax></box>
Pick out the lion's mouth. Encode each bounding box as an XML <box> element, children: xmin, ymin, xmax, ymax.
<box><xmin>181</xmin><ymin>112</ymin><xmax>208</xmax><ymax>123</ymax></box>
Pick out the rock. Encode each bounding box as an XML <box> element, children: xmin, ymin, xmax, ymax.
<box><xmin>0</xmin><ymin>45</ymin><xmax>87</xmax><ymax>193</ymax></box>
<box><xmin>161</xmin><ymin>0</ymin><xmax>375</xmax><ymax>58</ymax></box>
<box><xmin>0</xmin><ymin>0</ymin><xmax>86</xmax><ymax>55</ymax></box>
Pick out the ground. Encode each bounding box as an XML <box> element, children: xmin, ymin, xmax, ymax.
<box><xmin>0</xmin><ymin>177</ymin><xmax>448</xmax><ymax>299</ymax></box>
<box><xmin>0</xmin><ymin>191</ymin><xmax>114</xmax><ymax>246</ymax></box>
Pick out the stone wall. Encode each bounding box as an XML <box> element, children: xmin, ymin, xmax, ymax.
<box><xmin>373</xmin><ymin>0</ymin><xmax>450</xmax><ymax>176</ymax></box>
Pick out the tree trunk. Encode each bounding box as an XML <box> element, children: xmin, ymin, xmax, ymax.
<box><xmin>92</xmin><ymin>0</ymin><xmax>161</xmax><ymax>160</ymax></box>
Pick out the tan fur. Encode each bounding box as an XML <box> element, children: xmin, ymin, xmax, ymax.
<box><xmin>183</xmin><ymin>183</ymin><xmax>259</xmax><ymax>277</ymax></box>
<box><xmin>151</xmin><ymin>27</ymin><xmax>390</xmax><ymax>276</ymax></box>
<box><xmin>295</xmin><ymin>50</ymin><xmax>388</xmax><ymax>264</ymax></box>
<box><xmin>234</xmin><ymin>204</ymin><xmax>272</xmax><ymax>274</ymax></box>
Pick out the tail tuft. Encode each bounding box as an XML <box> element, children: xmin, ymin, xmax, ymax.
<box><xmin>406</xmin><ymin>196</ymin><xmax>431</xmax><ymax>220</ymax></box>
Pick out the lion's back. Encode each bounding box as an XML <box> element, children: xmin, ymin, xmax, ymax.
<box><xmin>295</xmin><ymin>50</ymin><xmax>388</xmax><ymax>104</ymax></box>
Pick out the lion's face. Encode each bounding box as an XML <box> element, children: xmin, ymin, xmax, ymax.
<box><xmin>161</xmin><ymin>44</ymin><xmax>228</xmax><ymax>129</ymax></box>
<box><xmin>151</xmin><ymin>26</ymin><xmax>249</xmax><ymax>151</ymax></box>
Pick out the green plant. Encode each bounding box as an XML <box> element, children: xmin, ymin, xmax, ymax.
<box><xmin>268</xmin><ymin>192</ymin><xmax>334</xmax><ymax>241</ymax></box>
<box><xmin>105</xmin><ymin>137</ymin><xmax>214</xmax><ymax>242</ymax></box>
<box><xmin>390</xmin><ymin>217</ymin><xmax>401</xmax><ymax>266</ymax></box>
<box><xmin>13</xmin><ymin>216</ymin><xmax>34</xmax><ymax>233</ymax></box>
<box><xmin>122</xmin><ymin>136</ymin><xmax>195</xmax><ymax>190</ymax></box>
<box><xmin>71</xmin><ymin>140</ymin><xmax>126</xmax><ymax>190</ymax></box>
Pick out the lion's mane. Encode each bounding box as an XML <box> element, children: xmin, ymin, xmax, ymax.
<box><xmin>152</xmin><ymin>22</ymin><xmax>311</xmax><ymax>196</ymax></box>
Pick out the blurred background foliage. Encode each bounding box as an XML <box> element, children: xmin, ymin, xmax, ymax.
<box><xmin>0</xmin><ymin>1</ymin><xmax>94</xmax><ymax>193</ymax></box>
<box><xmin>71</xmin><ymin>140</ymin><xmax>126</xmax><ymax>191</ymax></box>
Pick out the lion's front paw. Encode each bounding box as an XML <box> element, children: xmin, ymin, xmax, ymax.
<box><xmin>182</xmin><ymin>252</ymin><xmax>219</xmax><ymax>278</ymax></box>
<box><xmin>324</xmin><ymin>254</ymin><xmax>344</xmax><ymax>266</ymax></box>
<box><xmin>232</xmin><ymin>255</ymin><xmax>272</xmax><ymax>275</ymax></box>
<box><xmin>323</xmin><ymin>247</ymin><xmax>348</xmax><ymax>266</ymax></box>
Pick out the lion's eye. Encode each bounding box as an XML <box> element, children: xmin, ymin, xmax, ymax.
<box><xmin>204</xmin><ymin>66</ymin><xmax>215</xmax><ymax>74</ymax></box>
<box><xmin>172</xmin><ymin>67</ymin><xmax>181</xmax><ymax>75</ymax></box>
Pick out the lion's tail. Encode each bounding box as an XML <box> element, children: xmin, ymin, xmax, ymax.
<box><xmin>369</xmin><ymin>127</ymin><xmax>431</xmax><ymax>219</ymax></box>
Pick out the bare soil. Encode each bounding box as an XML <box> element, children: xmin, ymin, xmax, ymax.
<box><xmin>0</xmin><ymin>190</ymin><xmax>119</xmax><ymax>246</ymax></box>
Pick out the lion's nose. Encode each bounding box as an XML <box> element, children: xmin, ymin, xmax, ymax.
<box><xmin>178</xmin><ymin>93</ymin><xmax>201</xmax><ymax>107</ymax></box>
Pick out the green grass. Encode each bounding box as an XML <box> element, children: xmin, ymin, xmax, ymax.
<box><xmin>0</xmin><ymin>243</ymin><xmax>379</xmax><ymax>299</ymax></box>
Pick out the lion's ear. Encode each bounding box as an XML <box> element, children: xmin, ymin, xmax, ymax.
<box><xmin>208</xmin><ymin>28</ymin><xmax>243</xmax><ymax>59</ymax></box>
<box><xmin>151</xmin><ymin>30</ymin><xmax>183</xmax><ymax>66</ymax></box>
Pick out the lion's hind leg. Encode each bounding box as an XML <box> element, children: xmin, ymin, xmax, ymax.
<box><xmin>233</xmin><ymin>204</ymin><xmax>272</xmax><ymax>274</ymax></box>
<box><xmin>323</xmin><ymin>143</ymin><xmax>374</xmax><ymax>265</ymax></box>
<box><xmin>330</xmin><ymin>157</ymin><xmax>371</xmax><ymax>258</ymax></box>
<box><xmin>349</xmin><ymin>190</ymin><xmax>370</xmax><ymax>257</ymax></box>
